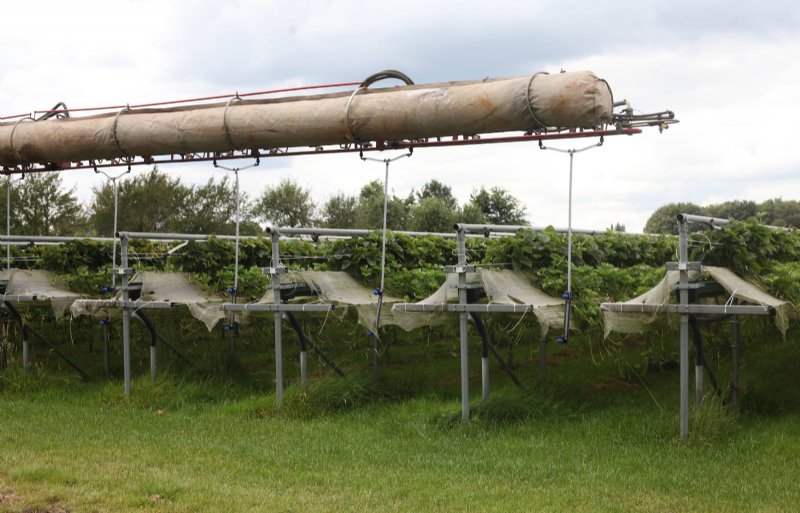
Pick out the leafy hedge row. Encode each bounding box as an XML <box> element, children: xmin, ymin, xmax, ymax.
<box><xmin>7</xmin><ymin>222</ymin><xmax>799</xmax><ymax>331</ymax></box>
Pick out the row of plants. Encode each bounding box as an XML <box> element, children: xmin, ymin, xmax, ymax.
<box><xmin>5</xmin><ymin>222</ymin><xmax>799</xmax><ymax>332</ymax></box>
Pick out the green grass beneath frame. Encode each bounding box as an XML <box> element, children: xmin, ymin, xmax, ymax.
<box><xmin>0</xmin><ymin>319</ymin><xmax>799</xmax><ymax>512</ymax></box>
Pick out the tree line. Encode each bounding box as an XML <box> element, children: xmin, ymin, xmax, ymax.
<box><xmin>0</xmin><ymin>167</ymin><xmax>529</xmax><ymax>237</ymax></box>
<box><xmin>644</xmin><ymin>199</ymin><xmax>800</xmax><ymax>234</ymax></box>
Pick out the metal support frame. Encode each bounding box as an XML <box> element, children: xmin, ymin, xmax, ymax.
<box><xmin>456</xmin><ymin>227</ymin><xmax>470</xmax><ymax>421</ymax></box>
<box><xmin>2</xmin><ymin>300</ymin><xmax>87</xmax><ymax>379</ymax></box>
<box><xmin>469</xmin><ymin>312</ymin><xmax>522</xmax><ymax>398</ymax></box>
<box><xmin>271</xmin><ymin>231</ymin><xmax>284</xmax><ymax>406</ymax></box>
<box><xmin>360</xmin><ymin>150</ymin><xmax>412</xmax><ymax>376</ymax></box>
<box><xmin>121</xmin><ymin>235</ymin><xmax>132</xmax><ymax>397</ymax></box>
<box><xmin>539</xmin><ymin>138</ymin><xmax>603</xmax><ymax>343</ymax></box>
<box><xmin>676</xmin><ymin>218</ymin><xmax>691</xmax><ymax>440</ymax></box>
<box><xmin>94</xmin><ymin>168</ymin><xmax>130</xmax><ymax>288</ymax></box>
<box><xmin>3</xmin><ymin>128</ymin><xmax>642</xmax><ymax>175</ymax></box>
<box><xmin>285</xmin><ymin>311</ymin><xmax>345</xmax><ymax>385</ymax></box>
<box><xmin>213</xmin><ymin>158</ymin><xmax>259</xmax><ymax>357</ymax></box>
<box><xmin>102</xmin><ymin>318</ymin><xmax>111</xmax><ymax>378</ymax></box>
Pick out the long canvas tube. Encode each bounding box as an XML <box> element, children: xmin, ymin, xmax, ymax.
<box><xmin>0</xmin><ymin>71</ymin><xmax>612</xmax><ymax>168</ymax></box>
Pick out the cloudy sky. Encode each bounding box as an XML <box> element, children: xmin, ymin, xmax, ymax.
<box><xmin>2</xmin><ymin>0</ymin><xmax>799</xmax><ymax>233</ymax></box>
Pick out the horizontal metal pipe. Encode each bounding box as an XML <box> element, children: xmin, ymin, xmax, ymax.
<box><xmin>600</xmin><ymin>303</ymin><xmax>773</xmax><ymax>316</ymax></box>
<box><xmin>0</xmin><ymin>235</ymin><xmax>115</xmax><ymax>243</ymax></box>
<box><xmin>117</xmin><ymin>231</ymin><xmax>261</xmax><ymax>241</ymax></box>
<box><xmin>221</xmin><ymin>303</ymin><xmax>335</xmax><ymax>313</ymax></box>
<box><xmin>1</xmin><ymin>71</ymin><xmax>612</xmax><ymax>168</ymax></box>
<box><xmin>676</xmin><ymin>213</ymin><xmax>790</xmax><ymax>232</ymax></box>
<box><xmin>454</xmin><ymin>223</ymin><xmax>603</xmax><ymax>235</ymax></box>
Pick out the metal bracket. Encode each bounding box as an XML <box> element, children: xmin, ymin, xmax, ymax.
<box><xmin>666</xmin><ymin>262</ymin><xmax>702</xmax><ymax>272</ymax></box>
<box><xmin>112</xmin><ymin>267</ymin><xmax>136</xmax><ymax>276</ymax></box>
<box><xmin>263</xmin><ymin>266</ymin><xmax>287</xmax><ymax>275</ymax></box>
<box><xmin>444</xmin><ymin>265</ymin><xmax>476</xmax><ymax>274</ymax></box>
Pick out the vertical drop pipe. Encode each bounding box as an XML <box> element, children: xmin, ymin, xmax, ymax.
<box><xmin>271</xmin><ymin>232</ymin><xmax>284</xmax><ymax>406</ymax></box>
<box><xmin>103</xmin><ymin>319</ymin><xmax>111</xmax><ymax>378</ymax></box>
<box><xmin>457</xmin><ymin>228</ymin><xmax>470</xmax><ymax>421</ymax></box>
<box><xmin>22</xmin><ymin>325</ymin><xmax>29</xmax><ymax>372</ymax></box>
<box><xmin>678</xmin><ymin>219</ymin><xmax>689</xmax><ymax>441</ymax></box>
<box><xmin>121</xmin><ymin>235</ymin><xmax>132</xmax><ymax>397</ymax></box>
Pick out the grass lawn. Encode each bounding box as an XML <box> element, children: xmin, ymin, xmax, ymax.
<box><xmin>1</xmin><ymin>320</ymin><xmax>799</xmax><ymax>512</ymax></box>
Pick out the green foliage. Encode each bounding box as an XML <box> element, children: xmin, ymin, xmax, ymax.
<box><xmin>467</xmin><ymin>186</ymin><xmax>528</xmax><ymax>225</ymax></box>
<box><xmin>355</xmin><ymin>180</ymin><xmax>413</xmax><ymax>230</ymax></box>
<box><xmin>38</xmin><ymin>239</ymin><xmax>112</xmax><ymax>273</ymax></box>
<box><xmin>643</xmin><ymin>202</ymin><xmax>704</xmax><ymax>234</ymax></box>
<box><xmin>645</xmin><ymin>198</ymin><xmax>800</xmax><ymax>234</ymax></box>
<box><xmin>321</xmin><ymin>192</ymin><xmax>358</xmax><ymax>228</ymax></box>
<box><xmin>410</xmin><ymin>197</ymin><xmax>455</xmax><ymax>233</ymax></box>
<box><xmin>252</xmin><ymin>178</ymin><xmax>316</xmax><ymax>227</ymax></box>
<box><xmin>8</xmin><ymin>173</ymin><xmax>87</xmax><ymax>236</ymax></box>
<box><xmin>90</xmin><ymin>167</ymin><xmax>190</xmax><ymax>234</ymax></box>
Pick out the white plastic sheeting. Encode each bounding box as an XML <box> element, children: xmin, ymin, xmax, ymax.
<box><xmin>391</xmin><ymin>269</ymin><xmax>565</xmax><ymax>336</ymax></box>
<box><xmin>1</xmin><ymin>269</ymin><xmax>82</xmax><ymax>317</ymax></box>
<box><xmin>70</xmin><ymin>271</ymin><xmax>225</xmax><ymax>330</ymax></box>
<box><xmin>602</xmin><ymin>266</ymin><xmax>792</xmax><ymax>336</ymax></box>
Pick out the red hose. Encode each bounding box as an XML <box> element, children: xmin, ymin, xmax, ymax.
<box><xmin>2</xmin><ymin>81</ymin><xmax>361</xmax><ymax>119</ymax></box>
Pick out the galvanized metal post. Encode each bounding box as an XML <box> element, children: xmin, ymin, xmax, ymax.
<box><xmin>695</xmin><ymin>344</ymin><xmax>704</xmax><ymax>407</ymax></box>
<box><xmin>271</xmin><ymin>232</ymin><xmax>284</xmax><ymax>406</ymax></box>
<box><xmin>22</xmin><ymin>326</ymin><xmax>29</xmax><ymax>372</ymax></box>
<box><xmin>103</xmin><ymin>320</ymin><xmax>111</xmax><ymax>378</ymax></box>
<box><xmin>457</xmin><ymin>228</ymin><xmax>469</xmax><ymax>421</ymax></box>
<box><xmin>230</xmin><ymin>169</ymin><xmax>240</xmax><ymax>357</ymax></box>
<box><xmin>481</xmin><ymin>355</ymin><xmax>489</xmax><ymax>400</ymax></box>
<box><xmin>121</xmin><ymin>235</ymin><xmax>132</xmax><ymax>397</ymax></box>
<box><xmin>5</xmin><ymin>176</ymin><xmax>10</xmax><ymax>271</ymax></box>
<box><xmin>150</xmin><ymin>343</ymin><xmax>157</xmax><ymax>382</ymax></box>
<box><xmin>732</xmin><ymin>315</ymin><xmax>741</xmax><ymax>407</ymax></box>
<box><xmin>300</xmin><ymin>350</ymin><xmax>308</xmax><ymax>390</ymax></box>
<box><xmin>678</xmin><ymin>219</ymin><xmax>689</xmax><ymax>441</ymax></box>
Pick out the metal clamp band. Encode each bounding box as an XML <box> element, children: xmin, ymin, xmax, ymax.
<box><xmin>8</xmin><ymin>117</ymin><xmax>34</xmax><ymax>164</ymax></box>
<box><xmin>223</xmin><ymin>95</ymin><xmax>242</xmax><ymax>151</ymax></box>
<box><xmin>344</xmin><ymin>69</ymin><xmax>415</xmax><ymax>144</ymax></box>
<box><xmin>111</xmin><ymin>107</ymin><xmax>131</xmax><ymax>158</ymax></box>
<box><xmin>525</xmin><ymin>72</ymin><xmax>549</xmax><ymax>130</ymax></box>
<box><xmin>343</xmin><ymin>86</ymin><xmax>366</xmax><ymax>143</ymax></box>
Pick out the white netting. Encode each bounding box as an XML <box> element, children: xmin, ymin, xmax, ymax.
<box><xmin>704</xmin><ymin>266</ymin><xmax>793</xmax><ymax>335</ymax></box>
<box><xmin>392</xmin><ymin>269</ymin><xmax>564</xmax><ymax>336</ymax></box>
<box><xmin>70</xmin><ymin>271</ymin><xmax>225</xmax><ymax>331</ymax></box>
<box><xmin>2</xmin><ymin>269</ymin><xmax>83</xmax><ymax>317</ymax></box>
<box><xmin>256</xmin><ymin>270</ymin><xmax>402</xmax><ymax>331</ymax></box>
<box><xmin>602</xmin><ymin>267</ymin><xmax>792</xmax><ymax>336</ymax></box>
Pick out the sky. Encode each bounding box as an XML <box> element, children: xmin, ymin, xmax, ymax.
<box><xmin>2</xmin><ymin>0</ymin><xmax>799</xmax><ymax>233</ymax></box>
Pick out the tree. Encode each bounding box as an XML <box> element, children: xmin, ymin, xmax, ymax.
<box><xmin>0</xmin><ymin>177</ymin><xmax>23</xmax><ymax>235</ymax></box>
<box><xmin>416</xmin><ymin>179</ymin><xmax>458</xmax><ymax>210</ymax></box>
<box><xmin>410</xmin><ymin>197</ymin><xmax>455</xmax><ymax>233</ymax></box>
<box><xmin>11</xmin><ymin>173</ymin><xmax>87</xmax><ymax>236</ymax></box>
<box><xmin>321</xmin><ymin>193</ymin><xmax>358</xmax><ymax>228</ymax></box>
<box><xmin>90</xmin><ymin>167</ymin><xmax>190</xmax><ymax>234</ymax></box>
<box><xmin>643</xmin><ymin>202</ymin><xmax>704</xmax><ymax>234</ymax></box>
<box><xmin>758</xmin><ymin>198</ymin><xmax>800</xmax><ymax>227</ymax></box>
<box><xmin>455</xmin><ymin>202</ymin><xmax>486</xmax><ymax>224</ymax></box>
<box><xmin>252</xmin><ymin>178</ymin><xmax>316</xmax><ymax>228</ymax></box>
<box><xmin>466</xmin><ymin>186</ymin><xmax>528</xmax><ymax>225</ymax></box>
<box><xmin>704</xmin><ymin>200</ymin><xmax>758</xmax><ymax>221</ymax></box>
<box><xmin>178</xmin><ymin>175</ymin><xmax>257</xmax><ymax>234</ymax></box>
<box><xmin>355</xmin><ymin>180</ymin><xmax>412</xmax><ymax>230</ymax></box>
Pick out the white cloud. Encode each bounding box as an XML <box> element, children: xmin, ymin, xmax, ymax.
<box><xmin>2</xmin><ymin>1</ymin><xmax>800</xmax><ymax>234</ymax></box>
